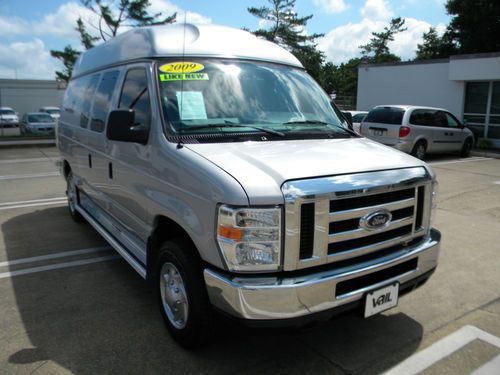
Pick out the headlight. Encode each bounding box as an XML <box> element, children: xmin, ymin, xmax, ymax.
<box><xmin>216</xmin><ymin>205</ymin><xmax>281</xmax><ymax>272</ymax></box>
<box><xmin>430</xmin><ymin>180</ymin><xmax>438</xmax><ymax>226</ymax></box>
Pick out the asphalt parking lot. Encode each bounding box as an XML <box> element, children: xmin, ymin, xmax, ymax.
<box><xmin>1</xmin><ymin>146</ymin><xmax>500</xmax><ymax>375</ymax></box>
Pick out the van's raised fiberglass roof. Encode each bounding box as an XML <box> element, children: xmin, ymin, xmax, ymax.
<box><xmin>72</xmin><ymin>23</ymin><xmax>303</xmax><ymax>78</ymax></box>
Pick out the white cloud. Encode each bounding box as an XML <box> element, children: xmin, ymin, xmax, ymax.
<box><xmin>318</xmin><ymin>0</ymin><xmax>445</xmax><ymax>64</ymax></box>
<box><xmin>148</xmin><ymin>0</ymin><xmax>211</xmax><ymax>24</ymax></box>
<box><xmin>0</xmin><ymin>15</ymin><xmax>30</xmax><ymax>35</ymax></box>
<box><xmin>0</xmin><ymin>39</ymin><xmax>62</xmax><ymax>79</ymax></box>
<box><xmin>313</xmin><ymin>0</ymin><xmax>349</xmax><ymax>14</ymax></box>
<box><xmin>361</xmin><ymin>0</ymin><xmax>393</xmax><ymax>21</ymax></box>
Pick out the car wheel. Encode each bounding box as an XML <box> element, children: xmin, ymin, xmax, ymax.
<box><xmin>461</xmin><ymin>138</ymin><xmax>472</xmax><ymax>158</ymax></box>
<box><xmin>66</xmin><ymin>171</ymin><xmax>83</xmax><ymax>222</ymax></box>
<box><xmin>157</xmin><ymin>238</ymin><xmax>212</xmax><ymax>348</ymax></box>
<box><xmin>411</xmin><ymin>141</ymin><xmax>427</xmax><ymax>160</ymax></box>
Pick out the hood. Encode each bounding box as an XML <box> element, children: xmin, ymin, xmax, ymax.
<box><xmin>186</xmin><ymin>138</ymin><xmax>429</xmax><ymax>205</ymax></box>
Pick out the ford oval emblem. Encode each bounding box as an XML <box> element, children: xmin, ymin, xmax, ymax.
<box><xmin>359</xmin><ymin>209</ymin><xmax>392</xmax><ymax>231</ymax></box>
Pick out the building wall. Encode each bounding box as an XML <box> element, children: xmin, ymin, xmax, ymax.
<box><xmin>0</xmin><ymin>79</ymin><xmax>64</xmax><ymax>116</ymax></box>
<box><xmin>357</xmin><ymin>62</ymin><xmax>465</xmax><ymax>119</ymax></box>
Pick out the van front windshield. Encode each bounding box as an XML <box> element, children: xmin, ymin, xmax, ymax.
<box><xmin>157</xmin><ymin>59</ymin><xmax>351</xmax><ymax>140</ymax></box>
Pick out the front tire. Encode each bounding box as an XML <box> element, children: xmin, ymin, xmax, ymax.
<box><xmin>157</xmin><ymin>238</ymin><xmax>212</xmax><ymax>348</ymax></box>
<box><xmin>411</xmin><ymin>141</ymin><xmax>427</xmax><ymax>160</ymax></box>
<box><xmin>461</xmin><ymin>138</ymin><xmax>472</xmax><ymax>158</ymax></box>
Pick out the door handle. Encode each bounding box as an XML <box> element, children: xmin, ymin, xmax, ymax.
<box><xmin>88</xmin><ymin>154</ymin><xmax>92</xmax><ymax>168</ymax></box>
<box><xmin>108</xmin><ymin>162</ymin><xmax>113</xmax><ymax>179</ymax></box>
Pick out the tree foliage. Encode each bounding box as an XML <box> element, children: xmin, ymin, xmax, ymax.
<box><xmin>248</xmin><ymin>0</ymin><xmax>325</xmax><ymax>83</ymax></box>
<box><xmin>359</xmin><ymin>17</ymin><xmax>406</xmax><ymax>63</ymax></box>
<box><xmin>415</xmin><ymin>27</ymin><xmax>455</xmax><ymax>60</ymax></box>
<box><xmin>445</xmin><ymin>0</ymin><xmax>500</xmax><ymax>54</ymax></box>
<box><xmin>51</xmin><ymin>0</ymin><xmax>176</xmax><ymax>82</ymax></box>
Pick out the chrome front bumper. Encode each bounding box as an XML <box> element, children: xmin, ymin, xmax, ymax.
<box><xmin>204</xmin><ymin>229</ymin><xmax>440</xmax><ymax>320</ymax></box>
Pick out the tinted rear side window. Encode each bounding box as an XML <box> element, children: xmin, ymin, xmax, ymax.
<box><xmin>90</xmin><ymin>70</ymin><xmax>119</xmax><ymax>132</ymax></box>
<box><xmin>364</xmin><ymin>107</ymin><xmax>405</xmax><ymax>125</ymax></box>
<box><xmin>80</xmin><ymin>74</ymin><xmax>100</xmax><ymax>128</ymax></box>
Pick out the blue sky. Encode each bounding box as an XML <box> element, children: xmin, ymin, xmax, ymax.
<box><xmin>0</xmin><ymin>0</ymin><xmax>451</xmax><ymax>79</ymax></box>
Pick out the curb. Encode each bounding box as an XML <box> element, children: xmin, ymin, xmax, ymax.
<box><xmin>0</xmin><ymin>139</ymin><xmax>56</xmax><ymax>148</ymax></box>
<box><xmin>470</xmin><ymin>150</ymin><xmax>500</xmax><ymax>159</ymax></box>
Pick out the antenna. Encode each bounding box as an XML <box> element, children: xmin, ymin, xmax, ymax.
<box><xmin>177</xmin><ymin>11</ymin><xmax>188</xmax><ymax>149</ymax></box>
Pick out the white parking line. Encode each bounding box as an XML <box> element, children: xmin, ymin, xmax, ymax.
<box><xmin>0</xmin><ymin>157</ymin><xmax>59</xmax><ymax>164</ymax></box>
<box><xmin>0</xmin><ymin>171</ymin><xmax>60</xmax><ymax>180</ymax></box>
<box><xmin>385</xmin><ymin>325</ymin><xmax>500</xmax><ymax>375</ymax></box>
<box><xmin>0</xmin><ymin>197</ymin><xmax>67</xmax><ymax>210</ymax></box>
<box><xmin>429</xmin><ymin>157</ymin><xmax>493</xmax><ymax>166</ymax></box>
<box><xmin>0</xmin><ymin>246</ymin><xmax>111</xmax><ymax>268</ymax></box>
<box><xmin>0</xmin><ymin>255</ymin><xmax>121</xmax><ymax>279</ymax></box>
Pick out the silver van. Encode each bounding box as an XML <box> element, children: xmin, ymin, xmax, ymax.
<box><xmin>360</xmin><ymin>105</ymin><xmax>474</xmax><ymax>159</ymax></box>
<box><xmin>58</xmin><ymin>24</ymin><xmax>441</xmax><ymax>347</ymax></box>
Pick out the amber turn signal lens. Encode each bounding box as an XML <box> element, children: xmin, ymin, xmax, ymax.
<box><xmin>218</xmin><ymin>225</ymin><xmax>242</xmax><ymax>241</ymax></box>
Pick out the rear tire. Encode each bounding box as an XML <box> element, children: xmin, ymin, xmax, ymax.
<box><xmin>461</xmin><ymin>138</ymin><xmax>472</xmax><ymax>158</ymax></box>
<box><xmin>157</xmin><ymin>238</ymin><xmax>212</xmax><ymax>348</ymax></box>
<box><xmin>411</xmin><ymin>141</ymin><xmax>427</xmax><ymax>160</ymax></box>
<box><xmin>66</xmin><ymin>171</ymin><xmax>83</xmax><ymax>222</ymax></box>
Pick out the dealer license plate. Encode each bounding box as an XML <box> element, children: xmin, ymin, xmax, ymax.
<box><xmin>364</xmin><ymin>283</ymin><xmax>399</xmax><ymax>318</ymax></box>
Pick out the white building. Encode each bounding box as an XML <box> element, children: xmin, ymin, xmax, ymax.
<box><xmin>0</xmin><ymin>79</ymin><xmax>65</xmax><ymax>116</ymax></box>
<box><xmin>357</xmin><ymin>52</ymin><xmax>500</xmax><ymax>147</ymax></box>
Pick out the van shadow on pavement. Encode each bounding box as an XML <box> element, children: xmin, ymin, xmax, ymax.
<box><xmin>3</xmin><ymin>207</ymin><xmax>423</xmax><ymax>374</ymax></box>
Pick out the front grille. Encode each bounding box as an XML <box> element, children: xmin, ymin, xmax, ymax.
<box><xmin>284</xmin><ymin>168</ymin><xmax>431</xmax><ymax>271</ymax></box>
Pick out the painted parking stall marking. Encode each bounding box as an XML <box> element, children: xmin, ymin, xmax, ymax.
<box><xmin>0</xmin><ymin>246</ymin><xmax>119</xmax><ymax>280</ymax></box>
<box><xmin>385</xmin><ymin>325</ymin><xmax>500</xmax><ymax>375</ymax></box>
<box><xmin>0</xmin><ymin>197</ymin><xmax>67</xmax><ymax>210</ymax></box>
<box><xmin>429</xmin><ymin>157</ymin><xmax>493</xmax><ymax>166</ymax></box>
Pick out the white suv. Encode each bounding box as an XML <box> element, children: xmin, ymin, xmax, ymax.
<box><xmin>360</xmin><ymin>105</ymin><xmax>474</xmax><ymax>159</ymax></box>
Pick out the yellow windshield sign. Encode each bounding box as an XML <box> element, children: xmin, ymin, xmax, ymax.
<box><xmin>159</xmin><ymin>62</ymin><xmax>204</xmax><ymax>73</ymax></box>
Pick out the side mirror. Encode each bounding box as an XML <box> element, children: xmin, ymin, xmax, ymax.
<box><xmin>106</xmin><ymin>109</ymin><xmax>148</xmax><ymax>144</ymax></box>
<box><xmin>462</xmin><ymin>119</ymin><xmax>467</xmax><ymax>128</ymax></box>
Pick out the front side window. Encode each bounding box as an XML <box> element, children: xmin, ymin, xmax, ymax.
<box><xmin>445</xmin><ymin>112</ymin><xmax>460</xmax><ymax>127</ymax></box>
<box><xmin>157</xmin><ymin>59</ymin><xmax>350</xmax><ymax>142</ymax></box>
<box><xmin>119</xmin><ymin>69</ymin><xmax>151</xmax><ymax>133</ymax></box>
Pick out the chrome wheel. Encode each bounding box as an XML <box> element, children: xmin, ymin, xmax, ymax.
<box><xmin>160</xmin><ymin>262</ymin><xmax>189</xmax><ymax>329</ymax></box>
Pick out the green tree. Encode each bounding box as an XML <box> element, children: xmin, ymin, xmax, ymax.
<box><xmin>359</xmin><ymin>17</ymin><xmax>406</xmax><ymax>63</ymax></box>
<box><xmin>51</xmin><ymin>0</ymin><xmax>176</xmax><ymax>82</ymax></box>
<box><xmin>445</xmin><ymin>0</ymin><xmax>500</xmax><ymax>54</ymax></box>
<box><xmin>415</xmin><ymin>27</ymin><xmax>455</xmax><ymax>60</ymax></box>
<box><xmin>248</xmin><ymin>0</ymin><xmax>325</xmax><ymax>83</ymax></box>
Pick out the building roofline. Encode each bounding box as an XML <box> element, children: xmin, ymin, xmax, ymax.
<box><xmin>359</xmin><ymin>50</ymin><xmax>500</xmax><ymax>69</ymax></box>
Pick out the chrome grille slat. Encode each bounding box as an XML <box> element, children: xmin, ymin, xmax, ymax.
<box><xmin>329</xmin><ymin>197</ymin><xmax>415</xmax><ymax>221</ymax></box>
<box><xmin>326</xmin><ymin>234</ymin><xmax>415</xmax><ymax>262</ymax></box>
<box><xmin>282</xmin><ymin>167</ymin><xmax>432</xmax><ymax>271</ymax></box>
<box><xmin>329</xmin><ymin>217</ymin><xmax>414</xmax><ymax>243</ymax></box>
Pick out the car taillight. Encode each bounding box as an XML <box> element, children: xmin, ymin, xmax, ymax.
<box><xmin>399</xmin><ymin>126</ymin><xmax>411</xmax><ymax>138</ymax></box>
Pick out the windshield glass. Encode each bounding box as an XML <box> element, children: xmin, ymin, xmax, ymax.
<box><xmin>157</xmin><ymin>59</ymin><xmax>351</xmax><ymax>139</ymax></box>
<box><xmin>0</xmin><ymin>109</ymin><xmax>15</xmax><ymax>115</ymax></box>
<box><xmin>28</xmin><ymin>114</ymin><xmax>53</xmax><ymax>123</ymax></box>
<box><xmin>45</xmin><ymin>109</ymin><xmax>60</xmax><ymax>115</ymax></box>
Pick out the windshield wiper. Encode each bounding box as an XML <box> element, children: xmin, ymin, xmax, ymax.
<box><xmin>283</xmin><ymin>119</ymin><xmax>356</xmax><ymax>135</ymax></box>
<box><xmin>179</xmin><ymin>121</ymin><xmax>285</xmax><ymax>137</ymax></box>
<box><xmin>283</xmin><ymin>119</ymin><xmax>330</xmax><ymax>126</ymax></box>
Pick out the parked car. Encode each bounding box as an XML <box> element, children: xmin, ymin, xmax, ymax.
<box><xmin>360</xmin><ymin>105</ymin><xmax>474</xmax><ymax>159</ymax></box>
<box><xmin>39</xmin><ymin>106</ymin><xmax>61</xmax><ymax>121</ymax></box>
<box><xmin>0</xmin><ymin>107</ymin><xmax>19</xmax><ymax>128</ymax></box>
<box><xmin>344</xmin><ymin>110</ymin><xmax>368</xmax><ymax>133</ymax></box>
<box><xmin>20</xmin><ymin>112</ymin><xmax>56</xmax><ymax>135</ymax></box>
<box><xmin>58</xmin><ymin>24</ymin><xmax>441</xmax><ymax>348</ymax></box>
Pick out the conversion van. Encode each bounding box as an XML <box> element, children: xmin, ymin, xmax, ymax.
<box><xmin>58</xmin><ymin>23</ymin><xmax>441</xmax><ymax>348</ymax></box>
